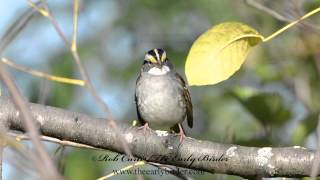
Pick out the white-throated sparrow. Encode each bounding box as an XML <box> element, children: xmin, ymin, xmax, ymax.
<box><xmin>135</xmin><ymin>48</ymin><xmax>193</xmax><ymax>142</ymax></box>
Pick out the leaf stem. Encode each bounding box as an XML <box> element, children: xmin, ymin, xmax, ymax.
<box><xmin>263</xmin><ymin>7</ymin><xmax>320</xmax><ymax>42</ymax></box>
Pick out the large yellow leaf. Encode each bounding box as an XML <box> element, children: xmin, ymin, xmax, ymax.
<box><xmin>185</xmin><ymin>22</ymin><xmax>264</xmax><ymax>86</ymax></box>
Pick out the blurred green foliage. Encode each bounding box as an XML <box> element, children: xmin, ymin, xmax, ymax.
<box><xmin>64</xmin><ymin>149</ymin><xmax>100</xmax><ymax>180</ymax></box>
<box><xmin>232</xmin><ymin>89</ymin><xmax>291</xmax><ymax>126</ymax></box>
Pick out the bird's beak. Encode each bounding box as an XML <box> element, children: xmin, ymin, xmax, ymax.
<box><xmin>156</xmin><ymin>59</ymin><xmax>163</xmax><ymax>68</ymax></box>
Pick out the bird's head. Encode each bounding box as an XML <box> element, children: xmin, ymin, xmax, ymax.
<box><xmin>143</xmin><ymin>48</ymin><xmax>173</xmax><ymax>75</ymax></box>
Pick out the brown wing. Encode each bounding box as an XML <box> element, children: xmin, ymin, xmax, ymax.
<box><xmin>135</xmin><ymin>72</ymin><xmax>146</xmax><ymax>125</ymax></box>
<box><xmin>175</xmin><ymin>73</ymin><xmax>193</xmax><ymax>128</ymax></box>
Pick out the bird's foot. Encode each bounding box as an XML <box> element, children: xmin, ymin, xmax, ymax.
<box><xmin>177</xmin><ymin>123</ymin><xmax>186</xmax><ymax>143</ymax></box>
<box><xmin>177</xmin><ymin>131</ymin><xmax>186</xmax><ymax>143</ymax></box>
<box><xmin>137</xmin><ymin>123</ymin><xmax>151</xmax><ymax>135</ymax></box>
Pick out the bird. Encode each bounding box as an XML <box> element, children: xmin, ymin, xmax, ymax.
<box><xmin>135</xmin><ymin>48</ymin><xmax>193</xmax><ymax>142</ymax></box>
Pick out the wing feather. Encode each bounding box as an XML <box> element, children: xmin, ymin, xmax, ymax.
<box><xmin>135</xmin><ymin>72</ymin><xmax>146</xmax><ymax>125</ymax></box>
<box><xmin>175</xmin><ymin>73</ymin><xmax>193</xmax><ymax>128</ymax></box>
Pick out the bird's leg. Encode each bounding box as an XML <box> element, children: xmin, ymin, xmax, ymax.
<box><xmin>137</xmin><ymin>122</ymin><xmax>151</xmax><ymax>135</ymax></box>
<box><xmin>177</xmin><ymin>123</ymin><xmax>186</xmax><ymax>143</ymax></box>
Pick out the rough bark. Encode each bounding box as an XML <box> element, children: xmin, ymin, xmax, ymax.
<box><xmin>0</xmin><ymin>96</ymin><xmax>318</xmax><ymax>178</ymax></box>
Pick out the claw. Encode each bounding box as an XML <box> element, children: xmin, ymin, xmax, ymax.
<box><xmin>137</xmin><ymin>122</ymin><xmax>151</xmax><ymax>135</ymax></box>
<box><xmin>177</xmin><ymin>123</ymin><xmax>186</xmax><ymax>143</ymax></box>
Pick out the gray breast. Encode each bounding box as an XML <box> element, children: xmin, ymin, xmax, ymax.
<box><xmin>136</xmin><ymin>72</ymin><xmax>186</xmax><ymax>129</ymax></box>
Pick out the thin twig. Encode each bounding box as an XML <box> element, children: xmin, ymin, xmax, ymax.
<box><xmin>37</xmin><ymin>4</ymin><xmax>70</xmax><ymax>46</ymax></box>
<box><xmin>9</xmin><ymin>132</ymin><xmax>99</xmax><ymax>150</ymax></box>
<box><xmin>27</xmin><ymin>0</ymin><xmax>48</xmax><ymax>17</ymax></box>
<box><xmin>1</xmin><ymin>57</ymin><xmax>85</xmax><ymax>86</ymax></box>
<box><xmin>0</xmin><ymin>62</ymin><xmax>61</xmax><ymax>179</ymax></box>
<box><xmin>69</xmin><ymin>4</ymin><xmax>141</xmax><ymax>179</ymax></box>
<box><xmin>42</xmin><ymin>1</ymin><xmax>113</xmax><ymax>117</ymax></box>
<box><xmin>1</xmin><ymin>132</ymin><xmax>48</xmax><ymax>177</ymax></box>
<box><xmin>26</xmin><ymin>0</ymin><xmax>133</xmax><ymax>158</ymax></box>
<box><xmin>0</xmin><ymin>1</ymin><xmax>44</xmax><ymax>53</ymax></box>
<box><xmin>71</xmin><ymin>0</ymin><xmax>79</xmax><ymax>52</ymax></box>
<box><xmin>55</xmin><ymin>145</ymin><xmax>66</xmax><ymax>174</ymax></box>
<box><xmin>245</xmin><ymin>0</ymin><xmax>320</xmax><ymax>30</ymax></box>
<box><xmin>0</xmin><ymin>133</ymin><xmax>38</xmax><ymax>165</ymax></box>
<box><xmin>3</xmin><ymin>149</ymin><xmax>35</xmax><ymax>177</ymax></box>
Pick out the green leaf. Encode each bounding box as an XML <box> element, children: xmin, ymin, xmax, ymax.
<box><xmin>185</xmin><ymin>22</ymin><xmax>264</xmax><ymax>86</ymax></box>
<box><xmin>292</xmin><ymin>113</ymin><xmax>319</xmax><ymax>145</ymax></box>
<box><xmin>232</xmin><ymin>91</ymin><xmax>291</xmax><ymax>126</ymax></box>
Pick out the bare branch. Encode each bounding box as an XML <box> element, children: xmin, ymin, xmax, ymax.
<box><xmin>0</xmin><ymin>96</ymin><xmax>318</xmax><ymax>178</ymax></box>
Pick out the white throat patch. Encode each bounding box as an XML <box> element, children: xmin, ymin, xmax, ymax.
<box><xmin>147</xmin><ymin>65</ymin><xmax>170</xmax><ymax>75</ymax></box>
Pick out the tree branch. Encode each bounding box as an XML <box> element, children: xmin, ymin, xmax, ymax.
<box><xmin>0</xmin><ymin>96</ymin><xmax>318</xmax><ymax>178</ymax></box>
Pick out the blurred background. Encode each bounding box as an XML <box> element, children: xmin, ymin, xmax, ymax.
<box><xmin>1</xmin><ymin>0</ymin><xmax>320</xmax><ymax>179</ymax></box>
